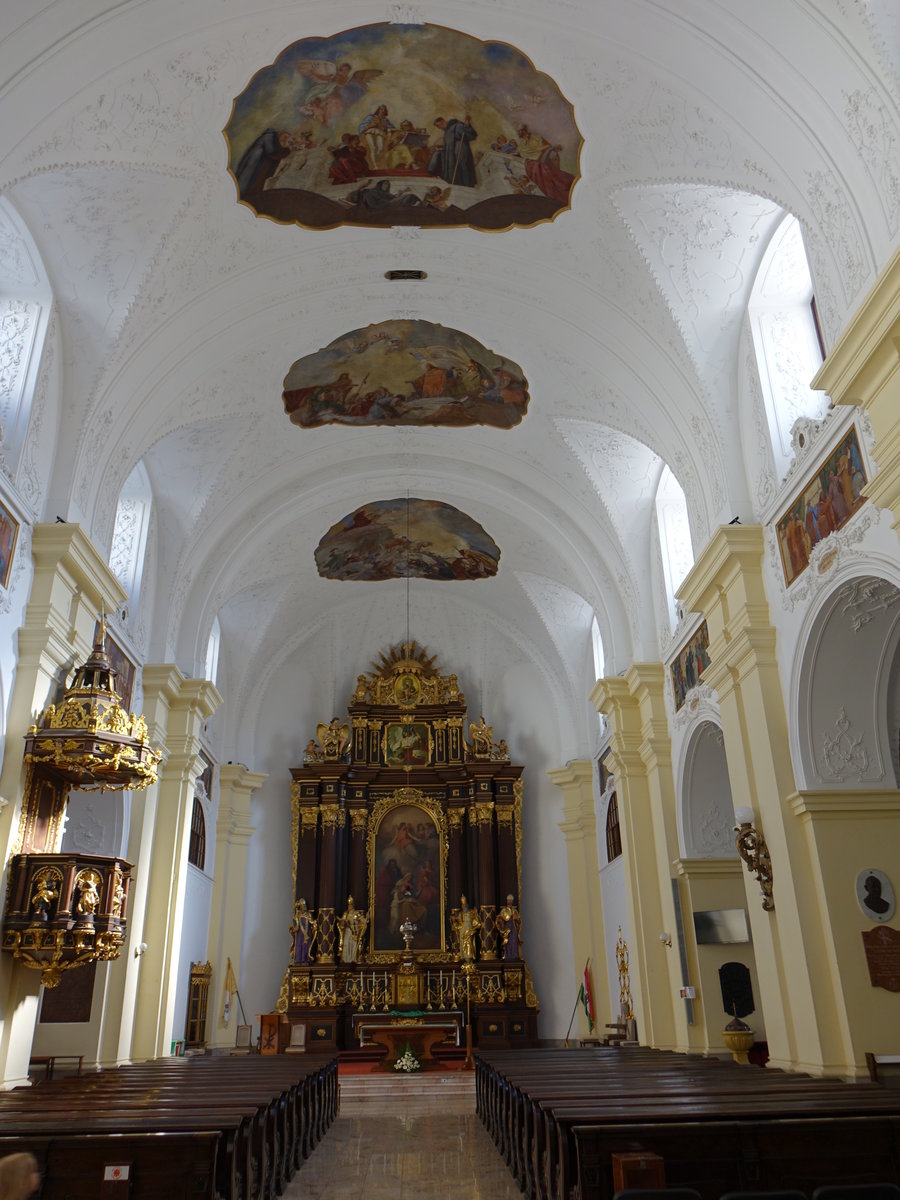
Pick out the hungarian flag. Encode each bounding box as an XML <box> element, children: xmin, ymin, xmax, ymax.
<box><xmin>578</xmin><ymin>961</ymin><xmax>596</xmax><ymax>1032</ymax></box>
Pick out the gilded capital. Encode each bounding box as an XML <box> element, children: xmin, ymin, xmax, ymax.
<box><xmin>299</xmin><ymin>806</ymin><xmax>319</xmax><ymax>832</ymax></box>
<box><xmin>319</xmin><ymin>802</ymin><xmax>344</xmax><ymax>830</ymax></box>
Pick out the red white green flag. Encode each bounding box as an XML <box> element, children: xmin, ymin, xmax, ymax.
<box><xmin>578</xmin><ymin>960</ymin><xmax>596</xmax><ymax>1032</ymax></box>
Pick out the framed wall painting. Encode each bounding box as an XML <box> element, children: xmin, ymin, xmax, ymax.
<box><xmin>94</xmin><ymin>623</ymin><xmax>137</xmax><ymax>708</ymax></box>
<box><xmin>0</xmin><ymin>498</ymin><xmax>19</xmax><ymax>590</ymax></box>
<box><xmin>670</xmin><ymin>620</ymin><xmax>711</xmax><ymax>712</ymax></box>
<box><xmin>775</xmin><ymin>424</ymin><xmax>868</xmax><ymax>587</ymax></box>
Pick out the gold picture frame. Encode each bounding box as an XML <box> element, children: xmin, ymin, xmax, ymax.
<box><xmin>367</xmin><ymin>788</ymin><xmax>447</xmax><ymax>960</ymax></box>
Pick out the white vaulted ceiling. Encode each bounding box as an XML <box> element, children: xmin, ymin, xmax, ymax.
<box><xmin>1</xmin><ymin>0</ymin><xmax>899</xmax><ymax>763</ymax></box>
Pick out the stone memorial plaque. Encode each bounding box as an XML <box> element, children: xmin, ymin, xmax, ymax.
<box><xmin>862</xmin><ymin>926</ymin><xmax>900</xmax><ymax>991</ymax></box>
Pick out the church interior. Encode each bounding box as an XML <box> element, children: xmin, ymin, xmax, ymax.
<box><xmin>1</xmin><ymin>0</ymin><xmax>900</xmax><ymax>1194</ymax></box>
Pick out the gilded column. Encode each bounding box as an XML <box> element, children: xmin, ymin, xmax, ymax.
<box><xmin>589</xmin><ymin>671</ymin><xmax>683</xmax><ymax>1051</ymax></box>
<box><xmin>293</xmin><ymin>788</ymin><xmax>319</xmax><ymax>906</ymax></box>
<box><xmin>679</xmin><ymin>525</ymin><xmax>837</xmax><ymax>1075</ymax></box>
<box><xmin>130</xmin><ymin>668</ymin><xmax>222</xmax><ymax>1061</ymax></box>
<box><xmin>475</xmin><ymin>800</ymin><xmax>498</xmax><ymax>958</ymax></box>
<box><xmin>317</xmin><ymin>801</ymin><xmax>345</xmax><ymax>960</ymax></box>
<box><xmin>446</xmin><ymin>806</ymin><xmax>466</xmax><ymax>924</ymax></box>
<box><xmin>495</xmin><ymin>802</ymin><xmax>518</xmax><ymax>904</ymax></box>
<box><xmin>549</xmin><ymin>761</ymin><xmax>611</xmax><ymax>1037</ymax></box>
<box><xmin>206</xmin><ymin>765</ymin><xmax>267</xmax><ymax>1048</ymax></box>
<box><xmin>347</xmin><ymin>807</ymin><xmax>369</xmax><ymax>921</ymax></box>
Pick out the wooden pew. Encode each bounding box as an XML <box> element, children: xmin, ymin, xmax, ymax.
<box><xmin>0</xmin><ymin>1053</ymin><xmax>339</xmax><ymax>1200</ymax></box>
<box><xmin>476</xmin><ymin>1048</ymin><xmax>900</xmax><ymax>1200</ymax></box>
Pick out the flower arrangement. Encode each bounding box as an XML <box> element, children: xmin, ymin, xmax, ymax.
<box><xmin>393</xmin><ymin>1043</ymin><xmax>421</xmax><ymax>1072</ymax></box>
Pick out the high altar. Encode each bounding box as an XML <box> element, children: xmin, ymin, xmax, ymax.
<box><xmin>276</xmin><ymin>643</ymin><xmax>539</xmax><ymax>1052</ymax></box>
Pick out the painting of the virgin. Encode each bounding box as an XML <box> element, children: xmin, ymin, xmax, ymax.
<box><xmin>372</xmin><ymin>803</ymin><xmax>443</xmax><ymax>951</ymax></box>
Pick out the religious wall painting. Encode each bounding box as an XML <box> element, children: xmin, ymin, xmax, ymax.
<box><xmin>370</xmin><ymin>798</ymin><xmax>445</xmax><ymax>954</ymax></box>
<box><xmin>0</xmin><ymin>497</ymin><xmax>19</xmax><ymax>590</ymax></box>
<box><xmin>383</xmin><ymin>721</ymin><xmax>432</xmax><ymax>768</ymax></box>
<box><xmin>283</xmin><ymin>321</ymin><xmax>529</xmax><ymax>429</ymax></box>
<box><xmin>776</xmin><ymin>424</ymin><xmax>867</xmax><ymax>587</ymax></box>
<box><xmin>670</xmin><ymin>620</ymin><xmax>711</xmax><ymax>712</ymax></box>
<box><xmin>315</xmin><ymin>498</ymin><xmax>500</xmax><ymax>582</ymax></box>
<box><xmin>225</xmin><ymin>23</ymin><xmax>581</xmax><ymax>231</ymax></box>
<box><xmin>94</xmin><ymin>622</ymin><xmax>136</xmax><ymax>709</ymax></box>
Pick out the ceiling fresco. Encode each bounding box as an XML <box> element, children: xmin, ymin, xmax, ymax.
<box><xmin>225</xmin><ymin>23</ymin><xmax>581</xmax><ymax>231</ymax></box>
<box><xmin>315</xmin><ymin>499</ymin><xmax>500</xmax><ymax>581</ymax></box>
<box><xmin>283</xmin><ymin>320</ymin><xmax>529</xmax><ymax>429</ymax></box>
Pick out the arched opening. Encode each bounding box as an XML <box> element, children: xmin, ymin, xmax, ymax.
<box><xmin>680</xmin><ymin>721</ymin><xmax>736</xmax><ymax>859</ymax></box>
<box><xmin>109</xmin><ymin>461</ymin><xmax>152</xmax><ymax>624</ymax></box>
<box><xmin>796</xmin><ymin>574</ymin><xmax>900</xmax><ymax>790</ymax></box>
<box><xmin>205</xmin><ymin>615</ymin><xmax>221</xmax><ymax>685</ymax></box>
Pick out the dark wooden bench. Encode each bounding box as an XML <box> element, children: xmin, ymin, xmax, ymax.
<box><xmin>476</xmin><ymin>1048</ymin><xmax>900</xmax><ymax>1200</ymax></box>
<box><xmin>0</xmin><ymin>1053</ymin><xmax>339</xmax><ymax>1200</ymax></box>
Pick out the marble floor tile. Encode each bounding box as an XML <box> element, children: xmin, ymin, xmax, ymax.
<box><xmin>283</xmin><ymin>1086</ymin><xmax>522</xmax><ymax>1198</ymax></box>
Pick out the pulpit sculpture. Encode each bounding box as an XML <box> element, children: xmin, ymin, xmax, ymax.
<box><xmin>337</xmin><ymin>895</ymin><xmax>368</xmax><ymax>964</ymax></box>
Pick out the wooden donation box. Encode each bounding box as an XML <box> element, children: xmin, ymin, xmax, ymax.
<box><xmin>276</xmin><ymin>642</ymin><xmax>539</xmax><ymax>1052</ymax></box>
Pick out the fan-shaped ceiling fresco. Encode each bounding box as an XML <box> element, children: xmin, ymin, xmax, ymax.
<box><xmin>283</xmin><ymin>320</ymin><xmax>529</xmax><ymax>428</ymax></box>
<box><xmin>315</xmin><ymin>499</ymin><xmax>500</xmax><ymax>581</ymax></box>
<box><xmin>225</xmin><ymin>23</ymin><xmax>581</xmax><ymax>231</ymax></box>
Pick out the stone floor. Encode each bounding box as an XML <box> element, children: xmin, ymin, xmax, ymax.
<box><xmin>283</xmin><ymin>1074</ymin><xmax>522</xmax><ymax>1199</ymax></box>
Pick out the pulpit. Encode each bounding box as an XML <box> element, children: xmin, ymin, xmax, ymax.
<box><xmin>275</xmin><ymin>642</ymin><xmax>539</xmax><ymax>1051</ymax></box>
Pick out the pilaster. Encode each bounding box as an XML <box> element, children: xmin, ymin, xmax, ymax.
<box><xmin>0</xmin><ymin>524</ymin><xmax>125</xmax><ymax>1087</ymax></box>
<box><xmin>206</xmin><ymin>764</ymin><xmax>267</xmax><ymax>1048</ymax></box>
<box><xmin>678</xmin><ymin>525</ymin><xmax>846</xmax><ymax>1075</ymax></box>
<box><xmin>590</xmin><ymin>670</ymin><xmax>681</xmax><ymax>1050</ymax></box>
<box><xmin>130</xmin><ymin>667</ymin><xmax>221</xmax><ymax>1060</ymax></box>
<box><xmin>548</xmin><ymin>760</ymin><xmax>610</xmax><ymax>1038</ymax></box>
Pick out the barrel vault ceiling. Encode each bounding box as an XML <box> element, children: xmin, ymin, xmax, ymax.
<box><xmin>1</xmin><ymin>0</ymin><xmax>898</xmax><ymax>760</ymax></box>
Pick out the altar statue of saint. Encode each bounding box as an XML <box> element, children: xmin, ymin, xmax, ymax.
<box><xmin>452</xmin><ymin>894</ymin><xmax>481</xmax><ymax>961</ymax></box>
<box><xmin>468</xmin><ymin>715</ymin><xmax>492</xmax><ymax>758</ymax></box>
<box><xmin>498</xmin><ymin>894</ymin><xmax>522</xmax><ymax>960</ymax></box>
<box><xmin>337</xmin><ymin>895</ymin><xmax>368</xmax><ymax>964</ymax></box>
<box><xmin>291</xmin><ymin>898</ymin><xmax>317</xmax><ymax>964</ymax></box>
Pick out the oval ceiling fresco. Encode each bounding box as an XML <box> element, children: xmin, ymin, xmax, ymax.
<box><xmin>225</xmin><ymin>23</ymin><xmax>581</xmax><ymax>231</ymax></box>
<box><xmin>283</xmin><ymin>320</ymin><xmax>529</xmax><ymax>428</ymax></box>
<box><xmin>315</xmin><ymin>499</ymin><xmax>500</xmax><ymax>581</ymax></box>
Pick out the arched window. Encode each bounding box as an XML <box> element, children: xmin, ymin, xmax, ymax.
<box><xmin>0</xmin><ymin>197</ymin><xmax>53</xmax><ymax>473</ymax></box>
<box><xmin>748</xmin><ymin>214</ymin><xmax>828</xmax><ymax>479</ymax></box>
<box><xmin>656</xmin><ymin>466</ymin><xmax>694</xmax><ymax>632</ymax></box>
<box><xmin>188</xmin><ymin>797</ymin><xmax>206</xmax><ymax>870</ymax></box>
<box><xmin>605</xmin><ymin>793</ymin><xmax>622</xmax><ymax>862</ymax></box>
<box><xmin>205</xmin><ymin>615</ymin><xmax>221</xmax><ymax>684</ymax></box>
<box><xmin>590</xmin><ymin>615</ymin><xmax>605</xmax><ymax>681</ymax></box>
<box><xmin>109</xmin><ymin>461</ymin><xmax>152</xmax><ymax>619</ymax></box>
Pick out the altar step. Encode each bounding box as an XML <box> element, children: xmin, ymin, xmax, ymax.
<box><xmin>338</xmin><ymin>1044</ymin><xmax>468</xmax><ymax>1075</ymax></box>
<box><xmin>339</xmin><ymin>1071</ymin><xmax>476</xmax><ymax>1101</ymax></box>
